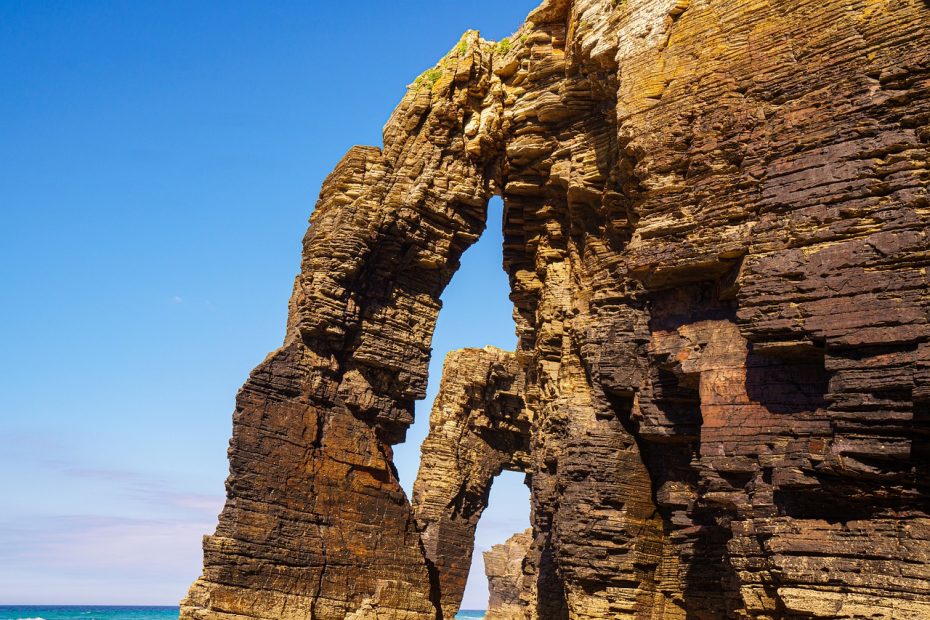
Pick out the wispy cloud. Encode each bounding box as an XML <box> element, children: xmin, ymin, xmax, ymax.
<box><xmin>0</xmin><ymin>513</ymin><xmax>215</xmax><ymax>604</ymax></box>
<box><xmin>2</xmin><ymin>513</ymin><xmax>211</xmax><ymax>568</ymax></box>
<box><xmin>0</xmin><ymin>437</ymin><xmax>225</xmax><ymax>604</ymax></box>
<box><xmin>2</xmin><ymin>431</ymin><xmax>224</xmax><ymax>519</ymax></box>
<box><xmin>57</xmin><ymin>465</ymin><xmax>224</xmax><ymax>518</ymax></box>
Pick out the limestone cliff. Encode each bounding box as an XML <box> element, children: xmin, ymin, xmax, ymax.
<box><xmin>183</xmin><ymin>0</ymin><xmax>930</xmax><ymax>618</ymax></box>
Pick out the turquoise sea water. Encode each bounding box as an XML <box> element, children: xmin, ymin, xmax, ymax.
<box><xmin>0</xmin><ymin>608</ymin><xmax>485</xmax><ymax>620</ymax></box>
<box><xmin>0</xmin><ymin>609</ymin><xmax>179</xmax><ymax>620</ymax></box>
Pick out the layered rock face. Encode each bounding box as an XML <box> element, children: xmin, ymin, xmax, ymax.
<box><xmin>181</xmin><ymin>30</ymin><xmax>501</xmax><ymax>620</ymax></box>
<box><xmin>184</xmin><ymin>0</ymin><xmax>930</xmax><ymax>618</ymax></box>
<box><xmin>411</xmin><ymin>347</ymin><xmax>530</xmax><ymax>618</ymax></box>
<box><xmin>484</xmin><ymin>530</ymin><xmax>534</xmax><ymax>620</ymax></box>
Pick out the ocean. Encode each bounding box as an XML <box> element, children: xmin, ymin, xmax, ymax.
<box><xmin>0</xmin><ymin>607</ymin><xmax>486</xmax><ymax>620</ymax></box>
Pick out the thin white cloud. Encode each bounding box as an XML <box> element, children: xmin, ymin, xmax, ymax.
<box><xmin>0</xmin><ymin>514</ymin><xmax>213</xmax><ymax>605</ymax></box>
<box><xmin>0</xmin><ymin>432</ymin><xmax>225</xmax><ymax>604</ymax></box>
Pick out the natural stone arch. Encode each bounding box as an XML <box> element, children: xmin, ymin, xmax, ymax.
<box><xmin>183</xmin><ymin>0</ymin><xmax>930</xmax><ymax>617</ymax></box>
<box><xmin>181</xmin><ymin>32</ymin><xmax>507</xmax><ymax>620</ymax></box>
<box><xmin>411</xmin><ymin>346</ymin><xmax>531</xmax><ymax>619</ymax></box>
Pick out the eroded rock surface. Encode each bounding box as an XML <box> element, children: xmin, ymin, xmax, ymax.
<box><xmin>181</xmin><ymin>31</ymin><xmax>502</xmax><ymax>620</ymax></box>
<box><xmin>411</xmin><ymin>347</ymin><xmax>530</xmax><ymax>619</ymax></box>
<box><xmin>484</xmin><ymin>529</ymin><xmax>534</xmax><ymax>620</ymax></box>
<box><xmin>185</xmin><ymin>0</ymin><xmax>930</xmax><ymax>618</ymax></box>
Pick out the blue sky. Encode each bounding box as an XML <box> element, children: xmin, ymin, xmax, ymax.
<box><xmin>0</xmin><ymin>0</ymin><xmax>537</xmax><ymax>610</ymax></box>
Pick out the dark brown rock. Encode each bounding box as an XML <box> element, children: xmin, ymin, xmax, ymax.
<box><xmin>181</xmin><ymin>32</ymin><xmax>504</xmax><ymax>620</ymax></box>
<box><xmin>184</xmin><ymin>1</ymin><xmax>930</xmax><ymax>618</ymax></box>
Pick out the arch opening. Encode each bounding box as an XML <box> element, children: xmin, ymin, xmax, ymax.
<box><xmin>462</xmin><ymin>469</ymin><xmax>532</xmax><ymax>617</ymax></box>
<box><xmin>394</xmin><ymin>196</ymin><xmax>516</xmax><ymax>492</ymax></box>
<box><xmin>393</xmin><ymin>196</ymin><xmax>533</xmax><ymax>618</ymax></box>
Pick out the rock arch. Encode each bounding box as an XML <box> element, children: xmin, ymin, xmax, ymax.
<box><xmin>412</xmin><ymin>347</ymin><xmax>531</xmax><ymax>619</ymax></box>
<box><xmin>183</xmin><ymin>0</ymin><xmax>930</xmax><ymax>618</ymax></box>
<box><xmin>182</xmin><ymin>31</ymin><xmax>506</xmax><ymax>620</ymax></box>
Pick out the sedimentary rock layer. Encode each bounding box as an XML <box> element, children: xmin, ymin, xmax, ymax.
<box><xmin>412</xmin><ymin>347</ymin><xmax>530</xmax><ymax>619</ymax></box>
<box><xmin>185</xmin><ymin>0</ymin><xmax>930</xmax><ymax>618</ymax></box>
<box><xmin>484</xmin><ymin>529</ymin><xmax>534</xmax><ymax>620</ymax></box>
<box><xmin>181</xmin><ymin>31</ymin><xmax>502</xmax><ymax>620</ymax></box>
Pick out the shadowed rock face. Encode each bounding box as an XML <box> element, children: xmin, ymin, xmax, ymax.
<box><xmin>183</xmin><ymin>0</ymin><xmax>930</xmax><ymax>618</ymax></box>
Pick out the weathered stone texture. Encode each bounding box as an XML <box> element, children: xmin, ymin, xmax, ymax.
<box><xmin>182</xmin><ymin>31</ymin><xmax>503</xmax><ymax>620</ymax></box>
<box><xmin>411</xmin><ymin>347</ymin><xmax>530</xmax><ymax>619</ymax></box>
<box><xmin>484</xmin><ymin>529</ymin><xmax>535</xmax><ymax>620</ymax></box>
<box><xmin>185</xmin><ymin>0</ymin><xmax>930</xmax><ymax>618</ymax></box>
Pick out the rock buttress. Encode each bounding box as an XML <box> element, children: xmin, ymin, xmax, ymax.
<box><xmin>181</xmin><ymin>32</ymin><xmax>505</xmax><ymax>620</ymax></box>
<box><xmin>484</xmin><ymin>529</ymin><xmax>535</xmax><ymax>620</ymax></box>
<box><xmin>411</xmin><ymin>347</ymin><xmax>530</xmax><ymax>619</ymax></box>
<box><xmin>496</xmin><ymin>0</ymin><xmax>930</xmax><ymax>617</ymax></box>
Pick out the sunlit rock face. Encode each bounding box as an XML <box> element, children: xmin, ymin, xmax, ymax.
<box><xmin>484</xmin><ymin>529</ymin><xmax>535</xmax><ymax>620</ymax></box>
<box><xmin>182</xmin><ymin>0</ymin><xmax>930</xmax><ymax>618</ymax></box>
<box><xmin>411</xmin><ymin>347</ymin><xmax>530</xmax><ymax>619</ymax></box>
